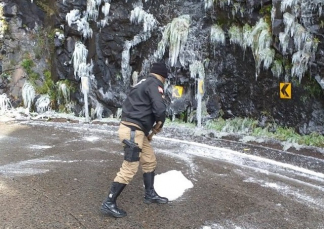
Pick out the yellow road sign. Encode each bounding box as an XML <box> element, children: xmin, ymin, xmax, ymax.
<box><xmin>280</xmin><ymin>83</ymin><xmax>291</xmax><ymax>99</ymax></box>
<box><xmin>172</xmin><ymin>86</ymin><xmax>183</xmax><ymax>98</ymax></box>
<box><xmin>198</xmin><ymin>79</ymin><xmax>204</xmax><ymax>94</ymax></box>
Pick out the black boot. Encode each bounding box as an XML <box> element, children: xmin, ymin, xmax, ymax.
<box><xmin>101</xmin><ymin>182</ymin><xmax>127</xmax><ymax>218</ymax></box>
<box><xmin>143</xmin><ymin>171</ymin><xmax>168</xmax><ymax>204</ymax></box>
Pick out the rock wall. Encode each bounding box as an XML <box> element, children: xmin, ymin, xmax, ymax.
<box><xmin>1</xmin><ymin>0</ymin><xmax>324</xmax><ymax>135</ymax></box>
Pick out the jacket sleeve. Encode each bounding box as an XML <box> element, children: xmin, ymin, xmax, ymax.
<box><xmin>147</xmin><ymin>82</ymin><xmax>166</xmax><ymax>125</ymax></box>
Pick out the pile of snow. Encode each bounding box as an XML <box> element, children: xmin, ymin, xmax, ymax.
<box><xmin>154</xmin><ymin>170</ymin><xmax>193</xmax><ymax>201</ymax></box>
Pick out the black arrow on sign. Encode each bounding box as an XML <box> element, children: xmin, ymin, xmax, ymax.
<box><xmin>281</xmin><ymin>83</ymin><xmax>289</xmax><ymax>97</ymax></box>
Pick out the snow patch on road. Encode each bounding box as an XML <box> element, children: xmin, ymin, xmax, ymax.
<box><xmin>84</xmin><ymin>136</ymin><xmax>100</xmax><ymax>142</ymax></box>
<box><xmin>29</xmin><ymin>145</ymin><xmax>53</xmax><ymax>149</ymax></box>
<box><xmin>156</xmin><ymin>136</ymin><xmax>324</xmax><ymax>180</ymax></box>
<box><xmin>243</xmin><ymin>177</ymin><xmax>324</xmax><ymax>208</ymax></box>
<box><xmin>0</xmin><ymin>158</ymin><xmax>77</xmax><ymax>177</ymax></box>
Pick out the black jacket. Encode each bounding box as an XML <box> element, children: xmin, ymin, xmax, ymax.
<box><xmin>121</xmin><ymin>74</ymin><xmax>166</xmax><ymax>136</ymax></box>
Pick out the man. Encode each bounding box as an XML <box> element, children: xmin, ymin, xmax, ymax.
<box><xmin>100</xmin><ymin>62</ymin><xmax>169</xmax><ymax>218</ymax></box>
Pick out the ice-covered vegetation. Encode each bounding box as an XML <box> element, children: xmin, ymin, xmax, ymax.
<box><xmin>99</xmin><ymin>2</ymin><xmax>110</xmax><ymax>28</ymax></box>
<box><xmin>121</xmin><ymin>32</ymin><xmax>153</xmax><ymax>83</ymax></box>
<box><xmin>35</xmin><ymin>95</ymin><xmax>51</xmax><ymax>113</ymax></box>
<box><xmin>0</xmin><ymin>94</ymin><xmax>11</xmax><ymax>114</ymax></box>
<box><xmin>228</xmin><ymin>25</ymin><xmax>243</xmax><ymax>46</ymax></box>
<box><xmin>246</xmin><ymin>19</ymin><xmax>274</xmax><ymax>79</ymax></box>
<box><xmin>271</xmin><ymin>60</ymin><xmax>284</xmax><ymax>78</ymax></box>
<box><xmin>0</xmin><ymin>3</ymin><xmax>7</xmax><ymax>39</ymax></box>
<box><xmin>278</xmin><ymin>0</ymin><xmax>322</xmax><ymax>81</ymax></box>
<box><xmin>22</xmin><ymin>82</ymin><xmax>36</xmax><ymax>112</ymax></box>
<box><xmin>72</xmin><ymin>41</ymin><xmax>89</xmax><ymax>79</ymax></box>
<box><xmin>130</xmin><ymin>6</ymin><xmax>157</xmax><ymax>33</ymax></box>
<box><xmin>204</xmin><ymin>0</ymin><xmax>320</xmax><ymax>81</ymax></box>
<box><xmin>121</xmin><ymin>8</ymin><xmax>157</xmax><ymax>83</ymax></box>
<box><xmin>210</xmin><ymin>24</ymin><xmax>226</xmax><ymax>56</ymax></box>
<box><xmin>210</xmin><ymin>24</ymin><xmax>226</xmax><ymax>47</ymax></box>
<box><xmin>226</xmin><ymin>19</ymin><xmax>274</xmax><ymax>79</ymax></box>
<box><xmin>279</xmin><ymin>11</ymin><xmax>319</xmax><ymax>82</ymax></box>
<box><xmin>66</xmin><ymin>9</ymin><xmax>93</xmax><ymax>39</ymax></box>
<box><xmin>155</xmin><ymin>15</ymin><xmax>191</xmax><ymax>67</ymax></box>
<box><xmin>57</xmin><ymin>81</ymin><xmax>71</xmax><ymax>105</ymax></box>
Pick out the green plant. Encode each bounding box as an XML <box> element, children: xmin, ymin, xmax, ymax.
<box><xmin>303</xmin><ymin>76</ymin><xmax>323</xmax><ymax>98</ymax></box>
<box><xmin>21</xmin><ymin>59</ymin><xmax>34</xmax><ymax>72</ymax></box>
<box><xmin>34</xmin><ymin>0</ymin><xmax>55</xmax><ymax>16</ymax></box>
<box><xmin>0</xmin><ymin>72</ymin><xmax>11</xmax><ymax>80</ymax></box>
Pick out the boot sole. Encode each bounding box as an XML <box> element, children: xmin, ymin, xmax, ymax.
<box><xmin>144</xmin><ymin>199</ymin><xmax>168</xmax><ymax>204</ymax></box>
<box><xmin>101</xmin><ymin>207</ymin><xmax>127</xmax><ymax>218</ymax></box>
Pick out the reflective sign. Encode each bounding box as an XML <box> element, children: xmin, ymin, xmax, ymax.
<box><xmin>198</xmin><ymin>79</ymin><xmax>204</xmax><ymax>95</ymax></box>
<box><xmin>172</xmin><ymin>86</ymin><xmax>184</xmax><ymax>98</ymax></box>
<box><xmin>280</xmin><ymin>83</ymin><xmax>291</xmax><ymax>99</ymax></box>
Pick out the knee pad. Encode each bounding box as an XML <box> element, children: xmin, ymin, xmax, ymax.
<box><xmin>122</xmin><ymin>139</ymin><xmax>141</xmax><ymax>162</ymax></box>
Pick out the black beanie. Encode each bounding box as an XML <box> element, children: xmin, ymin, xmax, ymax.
<box><xmin>151</xmin><ymin>62</ymin><xmax>168</xmax><ymax>78</ymax></box>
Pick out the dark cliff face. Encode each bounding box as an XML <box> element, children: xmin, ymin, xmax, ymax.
<box><xmin>1</xmin><ymin>0</ymin><xmax>324</xmax><ymax>135</ymax></box>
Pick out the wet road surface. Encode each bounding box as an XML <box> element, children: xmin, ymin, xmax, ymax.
<box><xmin>0</xmin><ymin>120</ymin><xmax>323</xmax><ymax>229</ymax></box>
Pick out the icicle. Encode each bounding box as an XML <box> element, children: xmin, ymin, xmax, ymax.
<box><xmin>291</xmin><ymin>50</ymin><xmax>310</xmax><ymax>82</ymax></box>
<box><xmin>210</xmin><ymin>24</ymin><xmax>226</xmax><ymax>46</ymax></box>
<box><xmin>102</xmin><ymin>3</ymin><xmax>110</xmax><ymax>17</ymax></box>
<box><xmin>57</xmin><ymin>81</ymin><xmax>70</xmax><ymax>104</ymax></box>
<box><xmin>271</xmin><ymin>6</ymin><xmax>276</xmax><ymax>24</ymax></box>
<box><xmin>155</xmin><ymin>24</ymin><xmax>171</xmax><ymax>60</ymax></box>
<box><xmin>232</xmin><ymin>3</ymin><xmax>244</xmax><ymax>17</ymax></box>
<box><xmin>280</xmin><ymin>2</ymin><xmax>320</xmax><ymax>82</ymax></box>
<box><xmin>283</xmin><ymin>12</ymin><xmax>296</xmax><ymax>37</ymax></box>
<box><xmin>259</xmin><ymin>48</ymin><xmax>275</xmax><ymax>70</ymax></box>
<box><xmin>66</xmin><ymin>9</ymin><xmax>81</xmax><ymax>27</ymax></box>
<box><xmin>72</xmin><ymin>41</ymin><xmax>88</xmax><ymax>79</ymax></box>
<box><xmin>242</xmin><ymin>24</ymin><xmax>252</xmax><ymax>56</ymax></box>
<box><xmin>247</xmin><ymin>18</ymin><xmax>273</xmax><ymax>79</ymax></box>
<box><xmin>35</xmin><ymin>95</ymin><xmax>51</xmax><ymax>114</ymax></box>
<box><xmin>0</xmin><ymin>94</ymin><xmax>12</xmax><ymax>114</ymax></box>
<box><xmin>130</xmin><ymin>7</ymin><xmax>145</xmax><ymax>24</ymax></box>
<box><xmin>281</xmin><ymin>0</ymin><xmax>299</xmax><ymax>12</ymax></box>
<box><xmin>130</xmin><ymin>7</ymin><xmax>157</xmax><ymax>33</ymax></box>
<box><xmin>121</xmin><ymin>8</ymin><xmax>157</xmax><ymax>84</ymax></box>
<box><xmin>189</xmin><ymin>60</ymin><xmax>205</xmax><ymax>79</ymax></box>
<box><xmin>94</xmin><ymin>101</ymin><xmax>103</xmax><ymax>119</ymax></box>
<box><xmin>156</xmin><ymin>15</ymin><xmax>190</xmax><ymax>67</ymax></box>
<box><xmin>271</xmin><ymin>60</ymin><xmax>283</xmax><ymax>78</ymax></box>
<box><xmin>78</xmin><ymin>60</ymin><xmax>94</xmax><ymax>79</ymax></box>
<box><xmin>87</xmin><ymin>0</ymin><xmax>100</xmax><ymax>21</ymax></box>
<box><xmin>189</xmin><ymin>61</ymin><xmax>205</xmax><ymax>128</ymax></box>
<box><xmin>204</xmin><ymin>0</ymin><xmax>214</xmax><ymax>10</ymax></box>
<box><xmin>76</xmin><ymin>16</ymin><xmax>93</xmax><ymax>39</ymax></box>
<box><xmin>279</xmin><ymin>32</ymin><xmax>289</xmax><ymax>54</ymax></box>
<box><xmin>293</xmin><ymin>23</ymin><xmax>307</xmax><ymax>51</ymax></box>
<box><xmin>228</xmin><ymin>25</ymin><xmax>243</xmax><ymax>46</ymax></box>
<box><xmin>210</xmin><ymin>24</ymin><xmax>225</xmax><ymax>57</ymax></box>
<box><xmin>22</xmin><ymin>82</ymin><xmax>36</xmax><ymax>112</ymax></box>
<box><xmin>121</xmin><ymin>41</ymin><xmax>132</xmax><ymax>82</ymax></box>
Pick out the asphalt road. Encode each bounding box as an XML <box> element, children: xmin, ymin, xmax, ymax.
<box><xmin>0</xmin><ymin>120</ymin><xmax>324</xmax><ymax>229</ymax></box>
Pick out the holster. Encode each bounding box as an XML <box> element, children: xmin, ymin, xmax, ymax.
<box><xmin>122</xmin><ymin>130</ymin><xmax>141</xmax><ymax>162</ymax></box>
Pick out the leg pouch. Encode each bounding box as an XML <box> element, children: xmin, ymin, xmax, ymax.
<box><xmin>123</xmin><ymin>143</ymin><xmax>141</xmax><ymax>162</ymax></box>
